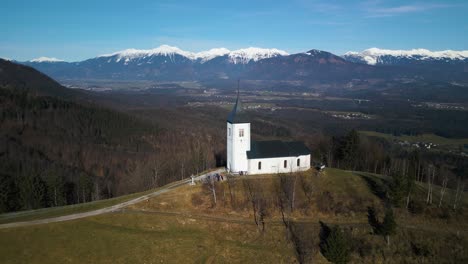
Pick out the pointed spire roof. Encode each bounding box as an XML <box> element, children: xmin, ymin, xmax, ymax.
<box><xmin>227</xmin><ymin>81</ymin><xmax>249</xmax><ymax>124</ymax></box>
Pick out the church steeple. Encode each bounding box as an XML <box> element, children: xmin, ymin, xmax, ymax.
<box><xmin>227</xmin><ymin>80</ymin><xmax>249</xmax><ymax>124</ymax></box>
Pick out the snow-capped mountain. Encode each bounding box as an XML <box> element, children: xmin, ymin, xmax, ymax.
<box><xmin>19</xmin><ymin>46</ymin><xmax>468</xmax><ymax>82</ymax></box>
<box><xmin>343</xmin><ymin>48</ymin><xmax>468</xmax><ymax>65</ymax></box>
<box><xmin>30</xmin><ymin>57</ymin><xmax>65</xmax><ymax>63</ymax></box>
<box><xmin>227</xmin><ymin>47</ymin><xmax>288</xmax><ymax>64</ymax></box>
<box><xmin>99</xmin><ymin>45</ymin><xmax>196</xmax><ymax>63</ymax></box>
<box><xmin>195</xmin><ymin>48</ymin><xmax>231</xmax><ymax>63</ymax></box>
<box><xmin>97</xmin><ymin>45</ymin><xmax>288</xmax><ymax>65</ymax></box>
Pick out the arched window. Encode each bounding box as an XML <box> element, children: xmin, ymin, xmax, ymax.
<box><xmin>258</xmin><ymin>161</ymin><xmax>262</xmax><ymax>170</ymax></box>
<box><xmin>284</xmin><ymin>160</ymin><xmax>287</xmax><ymax>168</ymax></box>
<box><xmin>297</xmin><ymin>158</ymin><xmax>300</xmax><ymax>167</ymax></box>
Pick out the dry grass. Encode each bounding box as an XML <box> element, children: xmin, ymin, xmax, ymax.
<box><xmin>0</xmin><ymin>212</ymin><xmax>296</xmax><ymax>264</ymax></box>
<box><xmin>1</xmin><ymin>168</ymin><xmax>467</xmax><ymax>263</ymax></box>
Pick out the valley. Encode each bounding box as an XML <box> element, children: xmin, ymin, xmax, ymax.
<box><xmin>2</xmin><ymin>1</ymin><xmax>468</xmax><ymax>263</ymax></box>
<box><xmin>1</xmin><ymin>44</ymin><xmax>468</xmax><ymax>264</ymax></box>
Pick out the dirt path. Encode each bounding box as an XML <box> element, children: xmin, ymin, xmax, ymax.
<box><xmin>0</xmin><ymin>169</ymin><xmax>224</xmax><ymax>229</ymax></box>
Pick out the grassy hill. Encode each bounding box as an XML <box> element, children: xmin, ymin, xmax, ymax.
<box><xmin>1</xmin><ymin>168</ymin><xmax>466</xmax><ymax>263</ymax></box>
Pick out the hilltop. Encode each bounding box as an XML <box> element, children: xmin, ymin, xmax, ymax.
<box><xmin>0</xmin><ymin>168</ymin><xmax>466</xmax><ymax>263</ymax></box>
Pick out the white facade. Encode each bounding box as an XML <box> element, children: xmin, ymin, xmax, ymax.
<box><xmin>226</xmin><ymin>118</ymin><xmax>311</xmax><ymax>175</ymax></box>
<box><xmin>226</xmin><ymin>122</ymin><xmax>250</xmax><ymax>173</ymax></box>
<box><xmin>247</xmin><ymin>154</ymin><xmax>311</xmax><ymax>175</ymax></box>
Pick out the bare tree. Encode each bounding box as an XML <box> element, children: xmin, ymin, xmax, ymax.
<box><xmin>276</xmin><ymin>183</ymin><xmax>291</xmax><ymax>236</ymax></box>
<box><xmin>93</xmin><ymin>181</ymin><xmax>100</xmax><ymax>201</ymax></box>
<box><xmin>453</xmin><ymin>177</ymin><xmax>466</xmax><ymax>210</ymax></box>
<box><xmin>243</xmin><ymin>179</ymin><xmax>267</xmax><ymax>232</ymax></box>
<box><xmin>438</xmin><ymin>168</ymin><xmax>449</xmax><ymax>208</ymax></box>
<box><xmin>202</xmin><ymin>175</ymin><xmax>217</xmax><ymax>205</ymax></box>
<box><xmin>300</xmin><ymin>173</ymin><xmax>315</xmax><ymax>203</ymax></box>
<box><xmin>279</xmin><ymin>173</ymin><xmax>298</xmax><ymax>212</ymax></box>
<box><xmin>226</xmin><ymin>175</ymin><xmax>237</xmax><ymax>208</ymax></box>
<box><xmin>426</xmin><ymin>165</ymin><xmax>435</xmax><ymax>205</ymax></box>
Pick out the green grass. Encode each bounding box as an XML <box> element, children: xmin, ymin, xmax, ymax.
<box><xmin>0</xmin><ymin>213</ymin><xmax>295</xmax><ymax>264</ymax></box>
<box><xmin>360</xmin><ymin>131</ymin><xmax>468</xmax><ymax>146</ymax></box>
<box><xmin>0</xmin><ymin>168</ymin><xmax>221</xmax><ymax>225</ymax></box>
<box><xmin>0</xmin><ymin>188</ymin><xmax>157</xmax><ymax>225</ymax></box>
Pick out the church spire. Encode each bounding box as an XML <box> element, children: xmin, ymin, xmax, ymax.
<box><xmin>227</xmin><ymin>79</ymin><xmax>249</xmax><ymax>124</ymax></box>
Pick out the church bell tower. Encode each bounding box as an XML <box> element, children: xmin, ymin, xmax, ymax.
<box><xmin>226</xmin><ymin>87</ymin><xmax>250</xmax><ymax>174</ymax></box>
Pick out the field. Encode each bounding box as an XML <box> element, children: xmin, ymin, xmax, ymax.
<box><xmin>0</xmin><ymin>189</ymin><xmax>155</xmax><ymax>225</ymax></box>
<box><xmin>0</xmin><ymin>168</ymin><xmax>467</xmax><ymax>263</ymax></box>
<box><xmin>360</xmin><ymin>131</ymin><xmax>468</xmax><ymax>146</ymax></box>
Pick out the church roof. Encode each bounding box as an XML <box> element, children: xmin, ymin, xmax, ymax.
<box><xmin>227</xmin><ymin>89</ymin><xmax>250</xmax><ymax>124</ymax></box>
<box><xmin>247</xmin><ymin>140</ymin><xmax>310</xmax><ymax>159</ymax></box>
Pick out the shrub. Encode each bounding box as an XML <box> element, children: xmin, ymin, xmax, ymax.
<box><xmin>439</xmin><ymin>207</ymin><xmax>452</xmax><ymax>220</ymax></box>
<box><xmin>352</xmin><ymin>237</ymin><xmax>373</xmax><ymax>258</ymax></box>
<box><xmin>411</xmin><ymin>242</ymin><xmax>431</xmax><ymax>257</ymax></box>
<box><xmin>408</xmin><ymin>200</ymin><xmax>424</xmax><ymax>215</ymax></box>
<box><xmin>321</xmin><ymin>226</ymin><xmax>351</xmax><ymax>264</ymax></box>
<box><xmin>380</xmin><ymin>208</ymin><xmax>397</xmax><ymax>246</ymax></box>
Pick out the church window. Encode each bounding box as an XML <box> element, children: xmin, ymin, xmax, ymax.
<box><xmin>239</xmin><ymin>129</ymin><xmax>244</xmax><ymax>137</ymax></box>
<box><xmin>297</xmin><ymin>159</ymin><xmax>300</xmax><ymax>166</ymax></box>
<box><xmin>284</xmin><ymin>160</ymin><xmax>287</xmax><ymax>168</ymax></box>
<box><xmin>258</xmin><ymin>161</ymin><xmax>262</xmax><ymax>170</ymax></box>
<box><xmin>228</xmin><ymin>128</ymin><xmax>231</xmax><ymax>136</ymax></box>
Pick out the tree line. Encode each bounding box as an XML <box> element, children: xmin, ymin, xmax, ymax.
<box><xmin>0</xmin><ymin>87</ymin><xmax>223</xmax><ymax>213</ymax></box>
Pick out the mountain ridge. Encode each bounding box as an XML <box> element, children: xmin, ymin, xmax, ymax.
<box><xmin>343</xmin><ymin>48</ymin><xmax>468</xmax><ymax>65</ymax></box>
<box><xmin>16</xmin><ymin>45</ymin><xmax>468</xmax><ymax>82</ymax></box>
<box><xmin>19</xmin><ymin>45</ymin><xmax>468</xmax><ymax>64</ymax></box>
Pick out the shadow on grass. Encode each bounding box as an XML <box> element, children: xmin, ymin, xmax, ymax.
<box><xmin>318</xmin><ymin>221</ymin><xmax>331</xmax><ymax>254</ymax></box>
<box><xmin>356</xmin><ymin>173</ymin><xmax>388</xmax><ymax>203</ymax></box>
<box><xmin>367</xmin><ymin>206</ymin><xmax>381</xmax><ymax>234</ymax></box>
<box><xmin>288</xmin><ymin>221</ymin><xmax>319</xmax><ymax>264</ymax></box>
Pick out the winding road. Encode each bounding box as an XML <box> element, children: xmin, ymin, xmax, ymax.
<box><xmin>0</xmin><ymin>168</ymin><xmax>225</xmax><ymax>229</ymax></box>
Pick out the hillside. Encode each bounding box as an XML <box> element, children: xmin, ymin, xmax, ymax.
<box><xmin>0</xmin><ymin>60</ymin><xmax>223</xmax><ymax>214</ymax></box>
<box><xmin>0</xmin><ymin>59</ymin><xmax>81</xmax><ymax>99</ymax></box>
<box><xmin>0</xmin><ymin>168</ymin><xmax>466</xmax><ymax>263</ymax></box>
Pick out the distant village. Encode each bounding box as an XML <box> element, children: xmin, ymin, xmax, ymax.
<box><xmin>397</xmin><ymin>140</ymin><xmax>437</xmax><ymax>149</ymax></box>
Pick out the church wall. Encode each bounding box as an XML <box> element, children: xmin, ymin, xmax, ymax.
<box><xmin>227</xmin><ymin>122</ymin><xmax>233</xmax><ymax>172</ymax></box>
<box><xmin>247</xmin><ymin>154</ymin><xmax>310</xmax><ymax>175</ymax></box>
<box><xmin>227</xmin><ymin>122</ymin><xmax>250</xmax><ymax>173</ymax></box>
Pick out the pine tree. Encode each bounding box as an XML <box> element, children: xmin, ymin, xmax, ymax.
<box><xmin>389</xmin><ymin>171</ymin><xmax>406</xmax><ymax>207</ymax></box>
<box><xmin>322</xmin><ymin>226</ymin><xmax>350</xmax><ymax>263</ymax></box>
<box><xmin>342</xmin><ymin>130</ymin><xmax>360</xmax><ymax>169</ymax></box>
<box><xmin>380</xmin><ymin>208</ymin><xmax>397</xmax><ymax>246</ymax></box>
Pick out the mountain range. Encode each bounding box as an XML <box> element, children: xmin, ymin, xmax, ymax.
<box><xmin>13</xmin><ymin>45</ymin><xmax>468</xmax><ymax>83</ymax></box>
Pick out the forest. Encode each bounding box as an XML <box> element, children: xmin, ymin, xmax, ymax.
<box><xmin>0</xmin><ymin>59</ymin><xmax>466</xmax><ymax>216</ymax></box>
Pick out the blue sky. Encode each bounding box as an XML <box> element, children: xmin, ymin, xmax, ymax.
<box><xmin>1</xmin><ymin>0</ymin><xmax>467</xmax><ymax>61</ymax></box>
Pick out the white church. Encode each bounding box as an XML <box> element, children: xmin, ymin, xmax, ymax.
<box><xmin>226</xmin><ymin>92</ymin><xmax>311</xmax><ymax>175</ymax></box>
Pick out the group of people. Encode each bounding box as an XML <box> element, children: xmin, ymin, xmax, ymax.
<box><xmin>207</xmin><ymin>173</ymin><xmax>224</xmax><ymax>182</ymax></box>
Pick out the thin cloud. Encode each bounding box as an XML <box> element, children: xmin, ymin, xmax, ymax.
<box><xmin>307</xmin><ymin>21</ymin><xmax>348</xmax><ymax>26</ymax></box>
<box><xmin>294</xmin><ymin>0</ymin><xmax>346</xmax><ymax>14</ymax></box>
<box><xmin>365</xmin><ymin>3</ymin><xmax>458</xmax><ymax>18</ymax></box>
